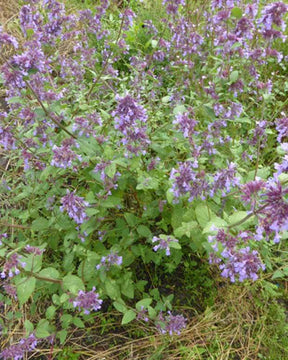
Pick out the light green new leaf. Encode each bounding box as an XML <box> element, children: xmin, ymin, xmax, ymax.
<box><xmin>121</xmin><ymin>310</ymin><xmax>136</xmax><ymax>325</ymax></box>
<box><xmin>17</xmin><ymin>277</ymin><xmax>36</xmax><ymax>305</ymax></box>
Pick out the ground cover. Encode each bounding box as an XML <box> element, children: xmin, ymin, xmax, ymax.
<box><xmin>0</xmin><ymin>0</ymin><xmax>288</xmax><ymax>359</ymax></box>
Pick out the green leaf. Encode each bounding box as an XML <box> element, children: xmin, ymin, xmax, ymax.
<box><xmin>23</xmin><ymin>254</ymin><xmax>43</xmax><ymax>273</ymax></box>
<box><xmin>174</xmin><ymin>221</ymin><xmax>198</xmax><ymax>238</ymax></box>
<box><xmin>137</xmin><ymin>225</ymin><xmax>151</xmax><ymax>238</ymax></box>
<box><xmin>166</xmin><ymin>189</ymin><xmax>174</xmax><ymax>205</ymax></box>
<box><xmin>124</xmin><ymin>212</ymin><xmax>139</xmax><ymax>227</ymax></box>
<box><xmin>229</xmin><ymin>70</ymin><xmax>239</xmax><ymax>83</ymax></box>
<box><xmin>113</xmin><ymin>301</ymin><xmax>128</xmax><ymax>313</ymax></box>
<box><xmin>121</xmin><ymin>310</ymin><xmax>136</xmax><ymax>325</ymax></box>
<box><xmin>136</xmin><ymin>176</ymin><xmax>159</xmax><ymax>190</ymax></box>
<box><xmin>62</xmin><ymin>275</ymin><xmax>85</xmax><ymax>295</ymax></box>
<box><xmin>136</xmin><ymin>298</ymin><xmax>152</xmax><ymax>311</ymax></box>
<box><xmin>38</xmin><ymin>267</ymin><xmax>60</xmax><ymax>280</ymax></box>
<box><xmin>169</xmin><ymin>241</ymin><xmax>181</xmax><ymax>250</ymax></box>
<box><xmin>173</xmin><ymin>104</ymin><xmax>186</xmax><ymax>115</ymax></box>
<box><xmin>105</xmin><ymin>279</ymin><xmax>120</xmax><ymax>300</ymax></box>
<box><xmin>24</xmin><ymin>320</ymin><xmax>34</xmax><ymax>334</ymax></box>
<box><xmin>58</xmin><ymin>329</ymin><xmax>67</xmax><ymax>344</ymax></box>
<box><xmin>271</xmin><ymin>269</ymin><xmax>284</xmax><ymax>280</ymax></box>
<box><xmin>73</xmin><ymin>317</ymin><xmax>85</xmax><ymax>328</ymax></box>
<box><xmin>231</xmin><ymin>7</ymin><xmax>242</xmax><ymax>19</ymax></box>
<box><xmin>46</xmin><ymin>306</ymin><xmax>56</xmax><ymax>320</ymax></box>
<box><xmin>35</xmin><ymin>319</ymin><xmax>50</xmax><ymax>338</ymax></box>
<box><xmin>202</xmin><ymin>217</ymin><xmax>227</xmax><ymax>234</ymax></box>
<box><xmin>105</xmin><ymin>162</ymin><xmax>116</xmax><ymax>178</ymax></box>
<box><xmin>61</xmin><ymin>314</ymin><xmax>72</xmax><ymax>329</ymax></box>
<box><xmin>16</xmin><ymin>277</ymin><xmax>36</xmax><ymax>305</ymax></box>
<box><xmin>195</xmin><ymin>204</ymin><xmax>216</xmax><ymax>228</ymax></box>
<box><xmin>60</xmin><ymin>293</ymin><xmax>70</xmax><ymax>303</ymax></box>
<box><xmin>162</xmin><ymin>96</ymin><xmax>170</xmax><ymax>103</ymax></box>
<box><xmin>31</xmin><ymin>217</ymin><xmax>49</xmax><ymax>231</ymax></box>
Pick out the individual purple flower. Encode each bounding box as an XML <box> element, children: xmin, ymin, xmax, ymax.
<box><xmin>60</xmin><ymin>190</ymin><xmax>89</xmax><ymax>224</ymax></box>
<box><xmin>156</xmin><ymin>311</ymin><xmax>187</xmax><ymax>335</ymax></box>
<box><xmin>96</xmin><ymin>251</ymin><xmax>123</xmax><ymax>271</ymax></box>
<box><xmin>152</xmin><ymin>235</ymin><xmax>179</xmax><ymax>256</ymax></box>
<box><xmin>0</xmin><ymin>334</ymin><xmax>37</xmax><ymax>360</ymax></box>
<box><xmin>72</xmin><ymin>287</ymin><xmax>102</xmax><ymax>314</ymax></box>
<box><xmin>1</xmin><ymin>254</ymin><xmax>26</xmax><ymax>279</ymax></box>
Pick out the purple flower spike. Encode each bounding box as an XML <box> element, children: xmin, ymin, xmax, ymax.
<box><xmin>72</xmin><ymin>287</ymin><xmax>103</xmax><ymax>314</ymax></box>
<box><xmin>60</xmin><ymin>190</ymin><xmax>89</xmax><ymax>224</ymax></box>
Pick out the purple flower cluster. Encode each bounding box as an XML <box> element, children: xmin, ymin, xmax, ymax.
<box><xmin>94</xmin><ymin>161</ymin><xmax>121</xmax><ymax>198</ymax></box>
<box><xmin>170</xmin><ymin>162</ymin><xmax>209</xmax><ymax>202</ymax></box>
<box><xmin>257</xmin><ymin>181</ymin><xmax>288</xmax><ymax>243</ymax></box>
<box><xmin>96</xmin><ymin>251</ymin><xmax>123</xmax><ymax>271</ymax></box>
<box><xmin>60</xmin><ymin>190</ymin><xmax>89</xmax><ymax>224</ymax></box>
<box><xmin>173</xmin><ymin>110</ymin><xmax>198</xmax><ymax>142</ymax></box>
<box><xmin>72</xmin><ymin>287</ymin><xmax>102</xmax><ymax>314</ymax></box>
<box><xmin>0</xmin><ymin>334</ymin><xmax>37</xmax><ymax>360</ymax></box>
<box><xmin>0</xmin><ymin>26</ymin><xmax>18</xmax><ymax>49</ymax></box>
<box><xmin>209</xmin><ymin>229</ymin><xmax>265</xmax><ymax>282</ymax></box>
<box><xmin>1</xmin><ymin>254</ymin><xmax>26</xmax><ymax>279</ymax></box>
<box><xmin>51</xmin><ymin>141</ymin><xmax>81</xmax><ymax>169</ymax></box>
<box><xmin>156</xmin><ymin>311</ymin><xmax>187</xmax><ymax>335</ymax></box>
<box><xmin>112</xmin><ymin>95</ymin><xmax>150</xmax><ymax>156</ymax></box>
<box><xmin>152</xmin><ymin>235</ymin><xmax>179</xmax><ymax>256</ymax></box>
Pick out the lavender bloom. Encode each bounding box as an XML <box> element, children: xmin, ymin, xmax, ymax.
<box><xmin>0</xmin><ymin>334</ymin><xmax>37</xmax><ymax>360</ymax></box>
<box><xmin>51</xmin><ymin>142</ymin><xmax>81</xmax><ymax>169</ymax></box>
<box><xmin>276</xmin><ymin>117</ymin><xmax>288</xmax><ymax>143</ymax></box>
<box><xmin>0</xmin><ymin>27</ymin><xmax>18</xmax><ymax>48</ymax></box>
<box><xmin>156</xmin><ymin>311</ymin><xmax>187</xmax><ymax>335</ymax></box>
<box><xmin>210</xmin><ymin>162</ymin><xmax>240</xmax><ymax>196</ymax></box>
<box><xmin>173</xmin><ymin>110</ymin><xmax>198</xmax><ymax>141</ymax></box>
<box><xmin>3</xmin><ymin>283</ymin><xmax>17</xmax><ymax>299</ymax></box>
<box><xmin>170</xmin><ymin>162</ymin><xmax>209</xmax><ymax>202</ymax></box>
<box><xmin>25</xmin><ymin>245</ymin><xmax>45</xmax><ymax>255</ymax></box>
<box><xmin>1</xmin><ymin>254</ymin><xmax>26</xmax><ymax>279</ymax></box>
<box><xmin>96</xmin><ymin>251</ymin><xmax>123</xmax><ymax>271</ymax></box>
<box><xmin>259</xmin><ymin>2</ymin><xmax>288</xmax><ymax>32</ymax></box>
<box><xmin>220</xmin><ymin>247</ymin><xmax>265</xmax><ymax>282</ymax></box>
<box><xmin>241</xmin><ymin>179</ymin><xmax>265</xmax><ymax>210</ymax></box>
<box><xmin>60</xmin><ymin>190</ymin><xmax>89</xmax><ymax>224</ymax></box>
<box><xmin>72</xmin><ymin>287</ymin><xmax>102</xmax><ymax>314</ymax></box>
<box><xmin>163</xmin><ymin>0</ymin><xmax>185</xmax><ymax>15</ymax></box>
<box><xmin>258</xmin><ymin>181</ymin><xmax>288</xmax><ymax>242</ymax></box>
<box><xmin>152</xmin><ymin>235</ymin><xmax>179</xmax><ymax>256</ymax></box>
<box><xmin>112</xmin><ymin>95</ymin><xmax>149</xmax><ymax>156</ymax></box>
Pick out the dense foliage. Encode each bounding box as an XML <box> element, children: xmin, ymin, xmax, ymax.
<box><xmin>0</xmin><ymin>0</ymin><xmax>287</xmax><ymax>358</ymax></box>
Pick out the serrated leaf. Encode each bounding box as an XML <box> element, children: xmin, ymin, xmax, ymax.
<box><xmin>166</xmin><ymin>189</ymin><xmax>174</xmax><ymax>205</ymax></box>
<box><xmin>35</xmin><ymin>319</ymin><xmax>50</xmax><ymax>338</ymax></box>
<box><xmin>136</xmin><ymin>298</ymin><xmax>152</xmax><ymax>310</ymax></box>
<box><xmin>202</xmin><ymin>217</ymin><xmax>227</xmax><ymax>234</ymax></box>
<box><xmin>137</xmin><ymin>225</ymin><xmax>151</xmax><ymax>238</ymax></box>
<box><xmin>73</xmin><ymin>317</ymin><xmax>85</xmax><ymax>328</ymax></box>
<box><xmin>230</xmin><ymin>70</ymin><xmax>239</xmax><ymax>83</ymax></box>
<box><xmin>62</xmin><ymin>275</ymin><xmax>85</xmax><ymax>295</ymax></box>
<box><xmin>113</xmin><ymin>301</ymin><xmax>128</xmax><ymax>313</ymax></box>
<box><xmin>105</xmin><ymin>279</ymin><xmax>120</xmax><ymax>300</ymax></box>
<box><xmin>173</xmin><ymin>104</ymin><xmax>186</xmax><ymax>115</ymax></box>
<box><xmin>46</xmin><ymin>306</ymin><xmax>56</xmax><ymax>320</ymax></box>
<box><xmin>271</xmin><ymin>269</ymin><xmax>284</xmax><ymax>280</ymax></box>
<box><xmin>16</xmin><ymin>277</ymin><xmax>36</xmax><ymax>305</ymax></box>
<box><xmin>58</xmin><ymin>329</ymin><xmax>67</xmax><ymax>344</ymax></box>
<box><xmin>231</xmin><ymin>7</ymin><xmax>242</xmax><ymax>19</ymax></box>
<box><xmin>24</xmin><ymin>320</ymin><xmax>34</xmax><ymax>334</ymax></box>
<box><xmin>32</xmin><ymin>217</ymin><xmax>49</xmax><ymax>231</ymax></box>
<box><xmin>169</xmin><ymin>241</ymin><xmax>181</xmax><ymax>249</ymax></box>
<box><xmin>121</xmin><ymin>310</ymin><xmax>136</xmax><ymax>325</ymax></box>
<box><xmin>195</xmin><ymin>204</ymin><xmax>216</xmax><ymax>228</ymax></box>
<box><xmin>38</xmin><ymin>267</ymin><xmax>60</xmax><ymax>280</ymax></box>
